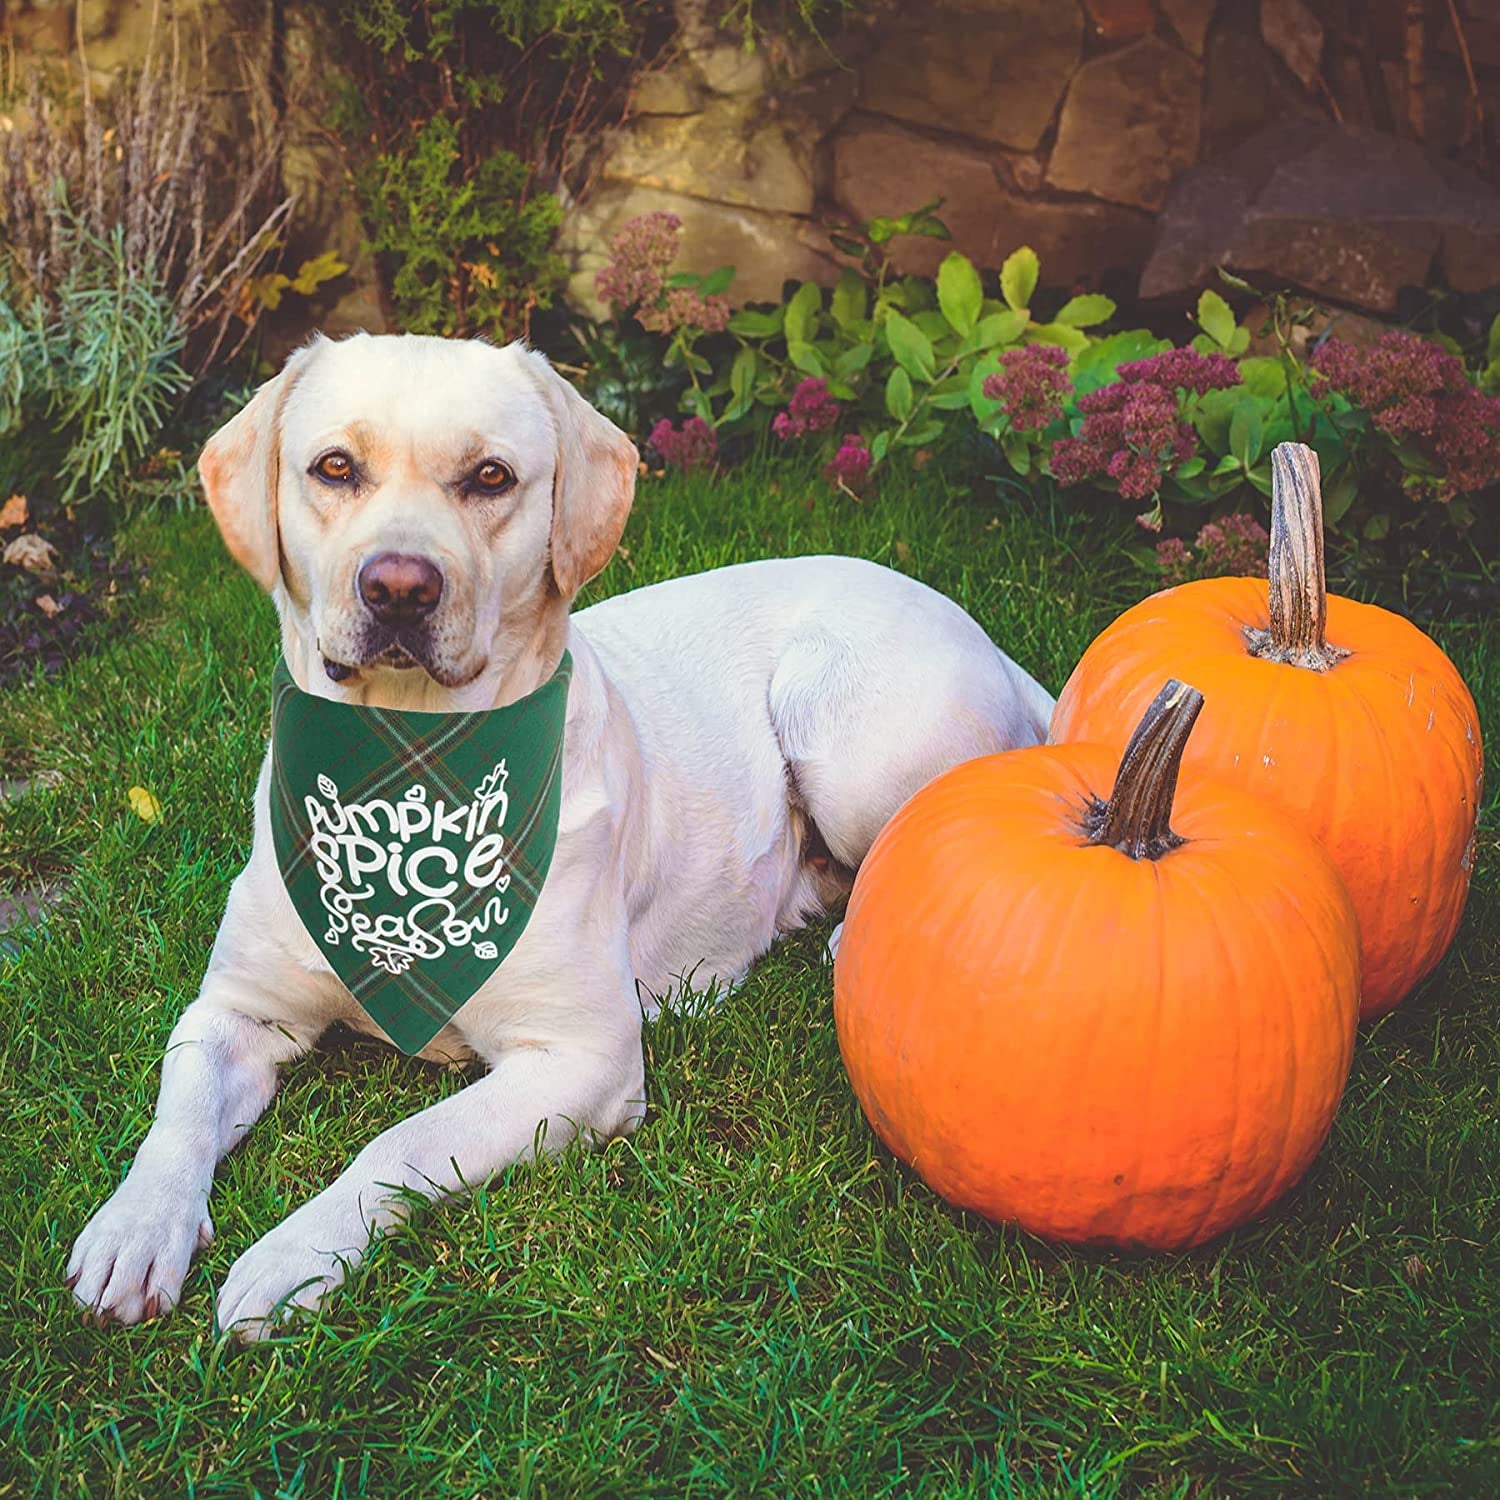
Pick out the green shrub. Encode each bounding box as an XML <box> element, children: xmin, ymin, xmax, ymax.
<box><xmin>0</xmin><ymin>227</ymin><xmax>190</xmax><ymax>508</ymax></box>
<box><xmin>0</xmin><ymin>14</ymin><xmax>293</xmax><ymax>375</ymax></box>
<box><xmin>319</xmin><ymin>0</ymin><xmax>860</xmax><ymax>339</ymax></box>
<box><xmin>0</xmin><ymin>8</ymin><xmax>312</xmax><ymax>522</ymax></box>
<box><xmin>357</xmin><ymin>118</ymin><xmax>565</xmax><ymax>338</ymax></box>
<box><xmin>590</xmin><ymin>212</ymin><xmax>1498</xmax><ymax>563</ymax></box>
<box><xmin>317</xmin><ymin>0</ymin><xmax>665</xmax><ymax>339</ymax></box>
<box><xmin>593</xmin><ymin>209</ymin><xmax>1113</xmax><ymax>463</ymax></box>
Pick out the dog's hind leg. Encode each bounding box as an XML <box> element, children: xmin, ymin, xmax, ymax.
<box><xmin>767</xmin><ymin>618</ymin><xmax>1052</xmax><ymax>880</ymax></box>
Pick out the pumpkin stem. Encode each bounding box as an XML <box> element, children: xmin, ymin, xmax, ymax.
<box><xmin>1085</xmin><ymin>679</ymin><xmax>1205</xmax><ymax>860</ymax></box>
<box><xmin>1244</xmin><ymin>442</ymin><xmax>1350</xmax><ymax>671</ymax></box>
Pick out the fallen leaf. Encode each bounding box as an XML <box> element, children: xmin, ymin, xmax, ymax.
<box><xmin>34</xmin><ymin>593</ymin><xmax>62</xmax><ymax>618</ymax></box>
<box><xmin>3</xmin><ymin>532</ymin><xmax>59</xmax><ymax>575</ymax></box>
<box><xmin>894</xmin><ymin>540</ymin><xmax>912</xmax><ymax>563</ymax></box>
<box><xmin>0</xmin><ymin>493</ymin><xmax>27</xmax><ymax>529</ymax></box>
<box><xmin>127</xmin><ymin>785</ymin><xmax>163</xmax><ymax>823</ymax></box>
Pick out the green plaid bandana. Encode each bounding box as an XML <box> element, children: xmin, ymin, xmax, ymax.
<box><xmin>269</xmin><ymin>653</ymin><xmax>571</xmax><ymax>1054</ymax></box>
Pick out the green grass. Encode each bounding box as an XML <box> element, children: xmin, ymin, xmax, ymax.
<box><xmin>2</xmin><ymin>459</ymin><xmax>1497</xmax><ymax>1497</ymax></box>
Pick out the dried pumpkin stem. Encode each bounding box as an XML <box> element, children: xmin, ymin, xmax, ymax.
<box><xmin>1245</xmin><ymin>442</ymin><xmax>1350</xmax><ymax>671</ymax></box>
<box><xmin>1086</xmin><ymin>679</ymin><xmax>1205</xmax><ymax>861</ymax></box>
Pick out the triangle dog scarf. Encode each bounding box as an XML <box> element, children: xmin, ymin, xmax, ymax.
<box><xmin>269</xmin><ymin>653</ymin><xmax>572</xmax><ymax>1054</ymax></box>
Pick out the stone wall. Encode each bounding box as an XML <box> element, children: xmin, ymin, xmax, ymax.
<box><xmin>562</xmin><ymin>0</ymin><xmax>1500</xmax><ymax>315</ymax></box>
<box><xmin>6</xmin><ymin>0</ymin><xmax>1499</xmax><ymax>327</ymax></box>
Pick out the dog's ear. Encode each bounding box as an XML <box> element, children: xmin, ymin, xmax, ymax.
<box><xmin>528</xmin><ymin>348</ymin><xmax>639</xmax><ymax>599</ymax></box>
<box><xmin>197</xmin><ymin>342</ymin><xmax>319</xmax><ymax>593</ymax></box>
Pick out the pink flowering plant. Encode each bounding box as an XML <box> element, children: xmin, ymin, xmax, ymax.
<box><xmin>1188</xmin><ymin>279</ymin><xmax>1500</xmax><ymax>544</ymax></box>
<box><xmin>972</xmin><ymin>311</ymin><xmax>1253</xmax><ymax>525</ymax></box>
<box><xmin>969</xmin><ymin>342</ymin><xmax>1076</xmax><ymax>479</ymax></box>
<box><xmin>1155</xmin><ymin>513</ymin><xmax>1270</xmax><ymax>585</ymax></box>
<box><xmin>824</xmin><ymin>432</ymin><xmax>873</xmax><ymax>497</ymax></box>
<box><xmin>585</xmin><ymin>211</ymin><xmax>1497</xmax><ymax>550</ymax></box>
<box><xmin>1048</xmin><ymin>345</ymin><xmax>1243</xmax><ymax>529</ymax></box>
<box><xmin>1309</xmin><ymin>329</ymin><xmax>1500</xmax><ymax>526</ymax></box>
<box><xmin>771</xmin><ymin>377</ymin><xmax>842</xmax><ymax>441</ymax></box>
<box><xmin>591</xmin><ymin>219</ymin><xmax>1119</xmax><ymax>495</ymax></box>
<box><xmin>972</xmin><ymin>289</ymin><xmax>1369</xmax><ymax>534</ymax></box>
<box><xmin>647</xmin><ymin>416</ymin><xmax>718</xmax><ymax>473</ymax></box>
<box><xmin>595</xmin><ymin>211</ymin><xmax>733</xmax><ymax>338</ymax></box>
<box><xmin>592</xmin><ymin>211</ymin><xmax>736</xmax><ymax>422</ymax></box>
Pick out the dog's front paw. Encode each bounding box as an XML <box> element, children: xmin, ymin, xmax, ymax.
<box><xmin>214</xmin><ymin>1196</ymin><xmax>372</xmax><ymax>1341</ymax></box>
<box><xmin>67</xmin><ymin>1176</ymin><xmax>213</xmax><ymax>1325</ymax></box>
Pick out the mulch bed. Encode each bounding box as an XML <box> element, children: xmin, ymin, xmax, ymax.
<box><xmin>0</xmin><ymin>494</ymin><xmax>147</xmax><ymax>690</ymax></box>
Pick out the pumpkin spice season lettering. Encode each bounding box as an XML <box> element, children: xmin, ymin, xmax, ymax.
<box><xmin>306</xmin><ymin>764</ymin><xmax>512</xmax><ymax>975</ymax></box>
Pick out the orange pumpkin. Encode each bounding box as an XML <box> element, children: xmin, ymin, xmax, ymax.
<box><xmin>1051</xmin><ymin>443</ymin><xmax>1483</xmax><ymax>1020</ymax></box>
<box><xmin>834</xmin><ymin>680</ymin><xmax>1360</xmax><ymax>1251</ymax></box>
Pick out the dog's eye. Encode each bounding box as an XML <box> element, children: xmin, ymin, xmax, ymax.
<box><xmin>313</xmin><ymin>451</ymin><xmax>355</xmax><ymax>484</ymax></box>
<box><xmin>470</xmin><ymin>459</ymin><xmax>515</xmax><ymax>494</ymax></box>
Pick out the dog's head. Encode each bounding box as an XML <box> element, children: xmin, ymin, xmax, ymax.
<box><xmin>198</xmin><ymin>333</ymin><xmax>637</xmax><ymax>703</ymax></box>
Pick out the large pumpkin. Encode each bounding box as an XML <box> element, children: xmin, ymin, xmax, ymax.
<box><xmin>1051</xmin><ymin>443</ymin><xmax>1483</xmax><ymax>1019</ymax></box>
<box><xmin>834</xmin><ymin>680</ymin><xmax>1360</xmax><ymax>1251</ymax></box>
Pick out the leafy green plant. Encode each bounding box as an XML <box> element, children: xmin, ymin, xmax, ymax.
<box><xmin>595</xmin><ymin>207</ymin><xmax>1119</xmax><ymax>479</ymax></box>
<box><xmin>316</xmin><ymin>0</ymin><xmax>672</xmax><ymax>338</ymax></box>
<box><xmin>1</xmin><ymin>11</ymin><xmax>292</xmax><ymax>373</ymax></box>
<box><xmin>1190</xmin><ymin>289</ymin><xmax>1251</xmax><ymax>358</ymax></box>
<box><xmin>356</xmin><ymin>117</ymin><xmax>566</xmax><ymax>337</ymax></box>
<box><xmin>567</xmin><ymin>317</ymin><xmax>688</xmax><ymax>438</ymax></box>
<box><xmin>865</xmin><ymin>247</ymin><xmax>1113</xmax><ymax>468</ymax></box>
<box><xmin>587</xmin><ymin>209</ymin><xmax>1496</xmax><ymax>566</ymax></box>
<box><xmin>1481</xmin><ymin>313</ymin><xmax>1500</xmax><ymax>396</ymax></box>
<box><xmin>0</xmin><ymin>227</ymin><xmax>190</xmax><ymax>508</ymax></box>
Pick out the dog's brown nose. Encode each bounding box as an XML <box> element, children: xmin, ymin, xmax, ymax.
<box><xmin>358</xmin><ymin>552</ymin><xmax>444</xmax><ymax>624</ymax></box>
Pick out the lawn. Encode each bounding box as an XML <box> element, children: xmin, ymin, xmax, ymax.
<box><xmin>1</xmin><ymin>458</ymin><xmax>1496</xmax><ymax>1497</ymax></box>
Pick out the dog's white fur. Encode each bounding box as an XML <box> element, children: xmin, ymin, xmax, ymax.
<box><xmin>67</xmin><ymin>333</ymin><xmax>1053</xmax><ymax>1337</ymax></box>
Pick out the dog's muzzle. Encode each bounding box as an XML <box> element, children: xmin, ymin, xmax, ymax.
<box><xmin>322</xmin><ymin>552</ymin><xmax>448</xmax><ymax>680</ymax></box>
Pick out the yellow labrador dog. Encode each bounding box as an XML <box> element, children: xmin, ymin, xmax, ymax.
<box><xmin>67</xmin><ymin>332</ymin><xmax>1053</xmax><ymax>1337</ymax></box>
